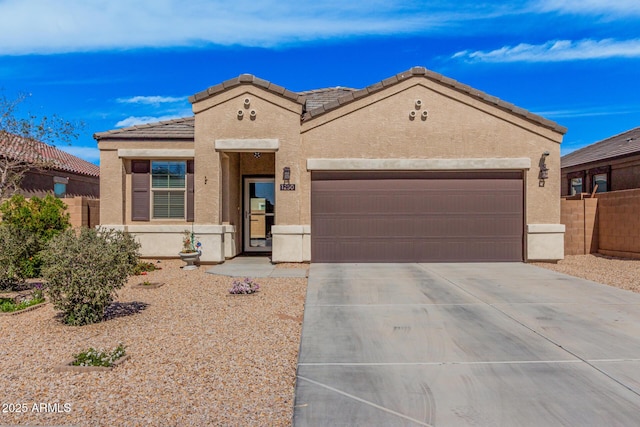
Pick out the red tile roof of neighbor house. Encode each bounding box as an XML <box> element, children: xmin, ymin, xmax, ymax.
<box><xmin>0</xmin><ymin>132</ymin><xmax>100</xmax><ymax>177</ymax></box>
<box><xmin>561</xmin><ymin>126</ymin><xmax>640</xmax><ymax>169</ymax></box>
<box><xmin>94</xmin><ymin>66</ymin><xmax>567</xmax><ymax>141</ymax></box>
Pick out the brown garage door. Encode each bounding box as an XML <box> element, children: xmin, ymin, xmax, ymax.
<box><xmin>311</xmin><ymin>171</ymin><xmax>523</xmax><ymax>262</ymax></box>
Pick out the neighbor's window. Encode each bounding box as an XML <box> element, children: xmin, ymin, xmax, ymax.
<box><xmin>570</xmin><ymin>177</ymin><xmax>583</xmax><ymax>195</ymax></box>
<box><xmin>151</xmin><ymin>161</ymin><xmax>186</xmax><ymax>219</ymax></box>
<box><xmin>593</xmin><ymin>173</ymin><xmax>608</xmax><ymax>193</ymax></box>
<box><xmin>53</xmin><ymin>176</ymin><xmax>69</xmax><ymax>198</ymax></box>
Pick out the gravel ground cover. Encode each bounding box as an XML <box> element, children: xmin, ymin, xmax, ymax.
<box><xmin>0</xmin><ymin>259</ymin><xmax>307</xmax><ymax>427</ymax></box>
<box><xmin>533</xmin><ymin>254</ymin><xmax>640</xmax><ymax>293</ymax></box>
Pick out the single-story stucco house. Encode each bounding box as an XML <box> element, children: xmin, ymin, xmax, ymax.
<box><xmin>95</xmin><ymin>67</ymin><xmax>566</xmax><ymax>263</ymax></box>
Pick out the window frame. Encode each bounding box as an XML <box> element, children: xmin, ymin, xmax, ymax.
<box><xmin>53</xmin><ymin>176</ymin><xmax>69</xmax><ymax>198</ymax></box>
<box><xmin>570</xmin><ymin>177</ymin><xmax>583</xmax><ymax>196</ymax></box>
<box><xmin>592</xmin><ymin>173</ymin><xmax>608</xmax><ymax>193</ymax></box>
<box><xmin>150</xmin><ymin>160</ymin><xmax>187</xmax><ymax>220</ymax></box>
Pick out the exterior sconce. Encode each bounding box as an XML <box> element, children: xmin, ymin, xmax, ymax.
<box><xmin>244</xmin><ymin>98</ymin><xmax>251</xmax><ymax>108</ymax></box>
<box><xmin>539</xmin><ymin>151</ymin><xmax>550</xmax><ymax>186</ymax></box>
<box><xmin>283</xmin><ymin>167</ymin><xmax>291</xmax><ymax>183</ymax></box>
<box><xmin>250</xmin><ymin>110</ymin><xmax>257</xmax><ymax>120</ymax></box>
<box><xmin>415</xmin><ymin>99</ymin><xmax>422</xmax><ymax>109</ymax></box>
<box><xmin>409</xmin><ymin>110</ymin><xmax>417</xmax><ymax>120</ymax></box>
<box><xmin>421</xmin><ymin>110</ymin><xmax>428</xmax><ymax>121</ymax></box>
<box><xmin>237</xmin><ymin>110</ymin><xmax>244</xmax><ymax>120</ymax></box>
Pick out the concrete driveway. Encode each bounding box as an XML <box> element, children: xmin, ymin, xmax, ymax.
<box><xmin>293</xmin><ymin>263</ymin><xmax>640</xmax><ymax>426</ymax></box>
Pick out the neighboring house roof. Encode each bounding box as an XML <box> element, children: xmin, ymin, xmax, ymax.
<box><xmin>0</xmin><ymin>133</ymin><xmax>100</xmax><ymax>177</ymax></box>
<box><xmin>95</xmin><ymin>66</ymin><xmax>566</xmax><ymax>141</ymax></box>
<box><xmin>561</xmin><ymin>126</ymin><xmax>640</xmax><ymax>169</ymax></box>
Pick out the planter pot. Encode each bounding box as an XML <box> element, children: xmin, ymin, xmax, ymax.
<box><xmin>179</xmin><ymin>251</ymin><xmax>200</xmax><ymax>270</ymax></box>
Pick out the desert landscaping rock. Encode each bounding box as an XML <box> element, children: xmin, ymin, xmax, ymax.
<box><xmin>0</xmin><ymin>259</ymin><xmax>306</xmax><ymax>427</ymax></box>
<box><xmin>533</xmin><ymin>254</ymin><xmax>640</xmax><ymax>293</ymax></box>
<box><xmin>130</xmin><ymin>282</ymin><xmax>165</xmax><ymax>289</ymax></box>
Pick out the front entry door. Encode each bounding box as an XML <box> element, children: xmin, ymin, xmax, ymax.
<box><xmin>244</xmin><ymin>177</ymin><xmax>275</xmax><ymax>253</ymax></box>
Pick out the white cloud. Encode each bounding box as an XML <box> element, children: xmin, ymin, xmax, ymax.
<box><xmin>533</xmin><ymin>106</ymin><xmax>640</xmax><ymax>119</ymax></box>
<box><xmin>117</xmin><ymin>96</ymin><xmax>186</xmax><ymax>105</ymax></box>
<box><xmin>0</xmin><ymin>0</ymin><xmax>520</xmax><ymax>55</ymax></box>
<box><xmin>115</xmin><ymin>115</ymin><xmax>186</xmax><ymax>128</ymax></box>
<box><xmin>453</xmin><ymin>38</ymin><xmax>640</xmax><ymax>62</ymax></box>
<box><xmin>534</xmin><ymin>0</ymin><xmax>640</xmax><ymax>16</ymax></box>
<box><xmin>56</xmin><ymin>145</ymin><xmax>100</xmax><ymax>163</ymax></box>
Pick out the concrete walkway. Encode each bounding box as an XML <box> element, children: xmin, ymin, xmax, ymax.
<box><xmin>293</xmin><ymin>263</ymin><xmax>640</xmax><ymax>426</ymax></box>
<box><xmin>205</xmin><ymin>256</ymin><xmax>308</xmax><ymax>278</ymax></box>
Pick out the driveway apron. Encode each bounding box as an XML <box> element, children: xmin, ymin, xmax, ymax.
<box><xmin>293</xmin><ymin>263</ymin><xmax>640</xmax><ymax>426</ymax></box>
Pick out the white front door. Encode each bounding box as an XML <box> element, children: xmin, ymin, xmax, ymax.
<box><xmin>244</xmin><ymin>177</ymin><xmax>275</xmax><ymax>252</ymax></box>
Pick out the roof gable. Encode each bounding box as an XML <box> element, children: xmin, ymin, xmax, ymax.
<box><xmin>561</xmin><ymin>126</ymin><xmax>640</xmax><ymax>168</ymax></box>
<box><xmin>302</xmin><ymin>67</ymin><xmax>567</xmax><ymax>135</ymax></box>
<box><xmin>95</xmin><ymin>67</ymin><xmax>566</xmax><ymax>142</ymax></box>
<box><xmin>189</xmin><ymin>74</ymin><xmax>305</xmax><ymax>105</ymax></box>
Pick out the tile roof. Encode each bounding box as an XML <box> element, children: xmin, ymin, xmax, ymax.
<box><xmin>561</xmin><ymin>126</ymin><xmax>640</xmax><ymax>169</ymax></box>
<box><xmin>298</xmin><ymin>87</ymin><xmax>357</xmax><ymax>111</ymax></box>
<box><xmin>94</xmin><ymin>117</ymin><xmax>195</xmax><ymax>141</ymax></box>
<box><xmin>0</xmin><ymin>132</ymin><xmax>100</xmax><ymax>177</ymax></box>
<box><xmin>188</xmin><ymin>74</ymin><xmax>306</xmax><ymax>105</ymax></box>
<box><xmin>96</xmin><ymin>67</ymin><xmax>566</xmax><ymax>141</ymax></box>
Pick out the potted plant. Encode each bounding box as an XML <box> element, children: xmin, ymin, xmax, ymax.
<box><xmin>179</xmin><ymin>229</ymin><xmax>200</xmax><ymax>270</ymax></box>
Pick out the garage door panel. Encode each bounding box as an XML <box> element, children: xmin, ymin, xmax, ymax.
<box><xmin>311</xmin><ymin>173</ymin><xmax>523</xmax><ymax>262</ymax></box>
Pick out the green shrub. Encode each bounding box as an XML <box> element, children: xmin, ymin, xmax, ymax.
<box><xmin>0</xmin><ymin>194</ymin><xmax>71</xmax><ymax>240</ymax></box>
<box><xmin>41</xmin><ymin>227</ymin><xmax>140</xmax><ymax>326</ymax></box>
<box><xmin>0</xmin><ymin>225</ymin><xmax>39</xmax><ymax>290</ymax></box>
<box><xmin>0</xmin><ymin>194</ymin><xmax>71</xmax><ymax>278</ymax></box>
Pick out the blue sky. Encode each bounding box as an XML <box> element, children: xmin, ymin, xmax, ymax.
<box><xmin>1</xmin><ymin>0</ymin><xmax>639</xmax><ymax>165</ymax></box>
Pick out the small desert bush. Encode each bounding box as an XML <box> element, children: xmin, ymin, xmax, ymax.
<box><xmin>72</xmin><ymin>344</ymin><xmax>126</xmax><ymax>367</ymax></box>
<box><xmin>41</xmin><ymin>227</ymin><xmax>140</xmax><ymax>326</ymax></box>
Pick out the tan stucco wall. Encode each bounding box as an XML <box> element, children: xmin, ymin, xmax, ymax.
<box><xmin>98</xmin><ymin>140</ymin><xmax>194</xmax><ymax>225</ymax></box>
<box><xmin>192</xmin><ymin>86</ymin><xmax>303</xmax><ymax>227</ymax></box>
<box><xmin>299</xmin><ymin>79</ymin><xmax>563</xmax><ymax>226</ymax></box>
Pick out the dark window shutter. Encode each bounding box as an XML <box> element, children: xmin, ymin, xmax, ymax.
<box><xmin>186</xmin><ymin>160</ymin><xmax>195</xmax><ymax>222</ymax></box>
<box><xmin>131</xmin><ymin>160</ymin><xmax>150</xmax><ymax>221</ymax></box>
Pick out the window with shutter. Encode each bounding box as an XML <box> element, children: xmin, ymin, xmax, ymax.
<box><xmin>151</xmin><ymin>161</ymin><xmax>187</xmax><ymax>219</ymax></box>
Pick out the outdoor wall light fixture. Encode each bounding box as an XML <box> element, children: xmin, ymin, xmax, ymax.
<box><xmin>237</xmin><ymin>110</ymin><xmax>244</xmax><ymax>120</ymax></box>
<box><xmin>283</xmin><ymin>167</ymin><xmax>291</xmax><ymax>183</ymax></box>
<box><xmin>539</xmin><ymin>151</ymin><xmax>550</xmax><ymax>186</ymax></box>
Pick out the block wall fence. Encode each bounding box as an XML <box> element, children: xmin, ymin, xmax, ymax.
<box><xmin>561</xmin><ymin>188</ymin><xmax>640</xmax><ymax>259</ymax></box>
